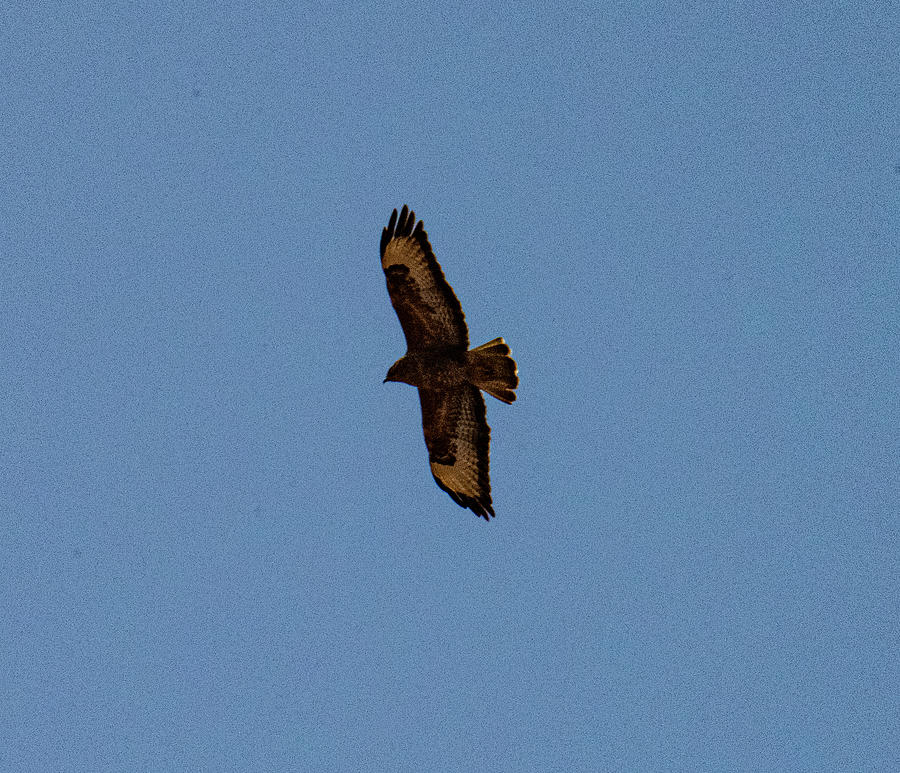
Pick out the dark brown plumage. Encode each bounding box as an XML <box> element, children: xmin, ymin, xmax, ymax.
<box><xmin>381</xmin><ymin>206</ymin><xmax>518</xmax><ymax>520</ymax></box>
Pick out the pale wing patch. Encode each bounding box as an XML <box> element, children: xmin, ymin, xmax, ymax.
<box><xmin>430</xmin><ymin>458</ymin><xmax>481</xmax><ymax>502</ymax></box>
<box><xmin>381</xmin><ymin>232</ymin><xmax>428</xmax><ymax>273</ymax></box>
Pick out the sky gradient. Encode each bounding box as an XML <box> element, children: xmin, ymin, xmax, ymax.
<box><xmin>2</xmin><ymin>3</ymin><xmax>898</xmax><ymax>771</ymax></box>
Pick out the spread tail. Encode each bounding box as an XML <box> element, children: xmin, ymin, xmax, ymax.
<box><xmin>468</xmin><ymin>338</ymin><xmax>518</xmax><ymax>404</ymax></box>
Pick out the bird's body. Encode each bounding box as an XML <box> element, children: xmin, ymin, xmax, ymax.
<box><xmin>380</xmin><ymin>206</ymin><xmax>518</xmax><ymax>520</ymax></box>
<box><xmin>385</xmin><ymin>350</ymin><xmax>468</xmax><ymax>391</ymax></box>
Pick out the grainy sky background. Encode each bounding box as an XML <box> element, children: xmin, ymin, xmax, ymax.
<box><xmin>2</xmin><ymin>2</ymin><xmax>898</xmax><ymax>771</ymax></box>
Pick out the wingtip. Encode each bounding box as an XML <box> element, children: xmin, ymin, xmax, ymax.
<box><xmin>383</xmin><ymin>204</ymin><xmax>425</xmax><ymax>247</ymax></box>
<box><xmin>468</xmin><ymin>496</ymin><xmax>495</xmax><ymax>521</ymax></box>
<box><xmin>381</xmin><ymin>208</ymin><xmax>401</xmax><ymax>257</ymax></box>
<box><xmin>432</xmin><ymin>474</ymin><xmax>495</xmax><ymax>521</ymax></box>
<box><xmin>396</xmin><ymin>204</ymin><xmax>415</xmax><ymax>236</ymax></box>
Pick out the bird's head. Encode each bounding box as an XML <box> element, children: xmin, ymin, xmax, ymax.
<box><xmin>384</xmin><ymin>356</ymin><xmax>417</xmax><ymax>386</ymax></box>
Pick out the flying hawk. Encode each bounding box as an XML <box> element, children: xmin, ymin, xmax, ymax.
<box><xmin>381</xmin><ymin>206</ymin><xmax>518</xmax><ymax>520</ymax></box>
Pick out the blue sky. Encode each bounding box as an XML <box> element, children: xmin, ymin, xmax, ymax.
<box><xmin>2</xmin><ymin>2</ymin><xmax>898</xmax><ymax>771</ymax></box>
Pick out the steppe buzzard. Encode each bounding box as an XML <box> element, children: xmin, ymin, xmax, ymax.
<box><xmin>381</xmin><ymin>206</ymin><xmax>518</xmax><ymax>520</ymax></box>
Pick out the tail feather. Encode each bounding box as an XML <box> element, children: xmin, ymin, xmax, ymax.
<box><xmin>468</xmin><ymin>338</ymin><xmax>518</xmax><ymax>403</ymax></box>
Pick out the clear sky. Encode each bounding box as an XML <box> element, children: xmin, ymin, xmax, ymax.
<box><xmin>2</xmin><ymin>2</ymin><xmax>898</xmax><ymax>771</ymax></box>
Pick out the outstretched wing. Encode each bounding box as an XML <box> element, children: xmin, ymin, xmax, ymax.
<box><xmin>419</xmin><ymin>386</ymin><xmax>494</xmax><ymax>520</ymax></box>
<box><xmin>381</xmin><ymin>206</ymin><xmax>469</xmax><ymax>351</ymax></box>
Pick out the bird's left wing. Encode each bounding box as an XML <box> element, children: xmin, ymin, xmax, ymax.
<box><xmin>418</xmin><ymin>386</ymin><xmax>494</xmax><ymax>520</ymax></box>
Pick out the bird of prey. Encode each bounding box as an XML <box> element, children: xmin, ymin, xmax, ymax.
<box><xmin>380</xmin><ymin>205</ymin><xmax>518</xmax><ymax>520</ymax></box>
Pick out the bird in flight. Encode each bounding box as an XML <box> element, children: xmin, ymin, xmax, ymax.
<box><xmin>380</xmin><ymin>206</ymin><xmax>518</xmax><ymax>520</ymax></box>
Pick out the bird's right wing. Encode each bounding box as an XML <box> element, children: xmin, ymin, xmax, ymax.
<box><xmin>381</xmin><ymin>206</ymin><xmax>469</xmax><ymax>351</ymax></box>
